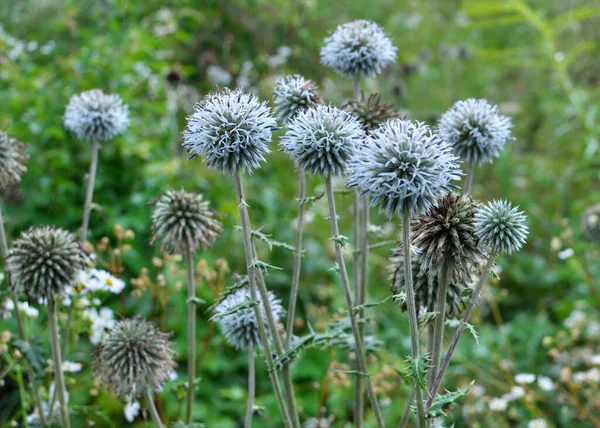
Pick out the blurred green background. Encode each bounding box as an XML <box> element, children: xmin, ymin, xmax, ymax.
<box><xmin>1</xmin><ymin>0</ymin><xmax>600</xmax><ymax>427</ymax></box>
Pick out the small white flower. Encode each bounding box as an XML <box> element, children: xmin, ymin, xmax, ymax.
<box><xmin>18</xmin><ymin>302</ymin><xmax>39</xmax><ymax>318</ymax></box>
<box><xmin>488</xmin><ymin>397</ymin><xmax>508</xmax><ymax>411</ymax></box>
<box><xmin>558</xmin><ymin>248</ymin><xmax>574</xmax><ymax>260</ymax></box>
<box><xmin>572</xmin><ymin>371</ymin><xmax>588</xmax><ymax>383</ymax></box>
<box><xmin>124</xmin><ymin>399</ymin><xmax>140</xmax><ymax>423</ymax></box>
<box><xmin>62</xmin><ymin>361</ymin><xmax>83</xmax><ymax>373</ymax></box>
<box><xmin>537</xmin><ymin>376</ymin><xmax>554</xmax><ymax>391</ymax></box>
<box><xmin>168</xmin><ymin>370</ymin><xmax>178</xmax><ymax>381</ymax></box>
<box><xmin>528</xmin><ymin>418</ymin><xmax>548</xmax><ymax>428</ymax></box>
<box><xmin>564</xmin><ymin>309</ymin><xmax>586</xmax><ymax>328</ymax></box>
<box><xmin>587</xmin><ymin>367</ymin><xmax>600</xmax><ymax>382</ymax></box>
<box><xmin>515</xmin><ymin>373</ymin><xmax>536</xmax><ymax>384</ymax></box>
<box><xmin>590</xmin><ymin>355</ymin><xmax>600</xmax><ymax>365</ymax></box>
<box><xmin>503</xmin><ymin>386</ymin><xmax>524</xmax><ymax>401</ymax></box>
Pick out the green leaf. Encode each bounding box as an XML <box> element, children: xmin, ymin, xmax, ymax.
<box><xmin>13</xmin><ymin>339</ymin><xmax>46</xmax><ymax>377</ymax></box>
<box><xmin>331</xmin><ymin>235</ymin><xmax>349</xmax><ymax>247</ymax></box>
<box><xmin>426</xmin><ymin>381</ymin><xmax>474</xmax><ymax>419</ymax></box>
<box><xmin>352</xmin><ymin>295</ymin><xmax>394</xmax><ymax>314</ymax></box>
<box><xmin>251</xmin><ymin>260</ymin><xmax>283</xmax><ymax>272</ymax></box>
<box><xmin>419</xmin><ymin>312</ymin><xmax>439</xmax><ymax>331</ymax></box>
<box><xmin>334</xmin><ymin>369</ymin><xmax>370</xmax><ymax>378</ymax></box>
<box><xmin>393</xmin><ymin>292</ymin><xmax>406</xmax><ymax>307</ymax></box>
<box><xmin>252</xmin><ymin>228</ymin><xmax>296</xmax><ymax>252</ymax></box>
<box><xmin>297</xmin><ymin>192</ymin><xmax>324</xmax><ymax>206</ymax></box>
<box><xmin>405</xmin><ymin>354</ymin><xmax>430</xmax><ymax>392</ymax></box>
<box><xmin>209</xmin><ymin>299</ymin><xmax>258</xmax><ymax>320</ymax></box>
<box><xmin>206</xmin><ymin>276</ymin><xmax>248</xmax><ymax>312</ymax></box>
<box><xmin>551</xmin><ymin>7</ymin><xmax>600</xmax><ymax>35</ymax></box>
<box><xmin>446</xmin><ymin>319</ymin><xmax>480</xmax><ymax>345</ymax></box>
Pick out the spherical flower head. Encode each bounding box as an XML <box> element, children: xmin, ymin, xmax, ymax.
<box><xmin>320</xmin><ymin>20</ymin><xmax>397</xmax><ymax>78</ymax></box>
<box><xmin>581</xmin><ymin>203</ymin><xmax>600</xmax><ymax>242</ymax></box>
<box><xmin>475</xmin><ymin>200</ymin><xmax>528</xmax><ymax>254</ymax></box>
<box><xmin>411</xmin><ymin>192</ymin><xmax>485</xmax><ymax>282</ymax></box>
<box><xmin>93</xmin><ymin>317</ymin><xmax>177</xmax><ymax>398</ymax></box>
<box><xmin>280</xmin><ymin>105</ymin><xmax>364</xmax><ymax>177</ymax></box>
<box><xmin>343</xmin><ymin>92</ymin><xmax>401</xmax><ymax>133</ymax></box>
<box><xmin>182</xmin><ymin>88</ymin><xmax>277</xmax><ymax>175</ymax></box>
<box><xmin>214</xmin><ymin>287</ymin><xmax>284</xmax><ymax>350</ymax></box>
<box><xmin>64</xmin><ymin>89</ymin><xmax>129</xmax><ymax>142</ymax></box>
<box><xmin>347</xmin><ymin>119</ymin><xmax>462</xmax><ymax>218</ymax></box>
<box><xmin>0</xmin><ymin>132</ymin><xmax>28</xmax><ymax>189</ymax></box>
<box><xmin>439</xmin><ymin>98</ymin><xmax>513</xmax><ymax>165</ymax></box>
<box><xmin>272</xmin><ymin>75</ymin><xmax>321</xmax><ymax>124</ymax></box>
<box><xmin>7</xmin><ymin>226</ymin><xmax>86</xmax><ymax>300</ymax></box>
<box><xmin>150</xmin><ymin>189</ymin><xmax>223</xmax><ymax>254</ymax></box>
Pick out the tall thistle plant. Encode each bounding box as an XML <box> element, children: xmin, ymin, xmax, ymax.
<box><xmin>7</xmin><ymin>226</ymin><xmax>86</xmax><ymax>428</ymax></box>
<box><xmin>347</xmin><ymin>119</ymin><xmax>461</xmax><ymax>427</ymax></box>
<box><xmin>320</xmin><ymin>21</ymin><xmax>397</xmax><ymax>426</ymax></box>
<box><xmin>182</xmin><ymin>88</ymin><xmax>298</xmax><ymax>427</ymax></box>
<box><xmin>150</xmin><ymin>189</ymin><xmax>222</xmax><ymax>424</ymax></box>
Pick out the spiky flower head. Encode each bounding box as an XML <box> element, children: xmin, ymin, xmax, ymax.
<box><xmin>475</xmin><ymin>200</ymin><xmax>528</xmax><ymax>254</ymax></box>
<box><xmin>347</xmin><ymin>119</ymin><xmax>461</xmax><ymax>218</ymax></box>
<box><xmin>581</xmin><ymin>203</ymin><xmax>600</xmax><ymax>242</ymax></box>
<box><xmin>411</xmin><ymin>192</ymin><xmax>484</xmax><ymax>282</ymax></box>
<box><xmin>150</xmin><ymin>189</ymin><xmax>222</xmax><ymax>254</ymax></box>
<box><xmin>214</xmin><ymin>287</ymin><xmax>284</xmax><ymax>350</ymax></box>
<box><xmin>272</xmin><ymin>75</ymin><xmax>321</xmax><ymax>124</ymax></box>
<box><xmin>320</xmin><ymin>20</ymin><xmax>397</xmax><ymax>78</ymax></box>
<box><xmin>439</xmin><ymin>98</ymin><xmax>513</xmax><ymax>165</ymax></box>
<box><xmin>0</xmin><ymin>132</ymin><xmax>28</xmax><ymax>190</ymax></box>
<box><xmin>64</xmin><ymin>89</ymin><xmax>129</xmax><ymax>142</ymax></box>
<box><xmin>343</xmin><ymin>92</ymin><xmax>401</xmax><ymax>133</ymax></box>
<box><xmin>280</xmin><ymin>105</ymin><xmax>364</xmax><ymax>177</ymax></box>
<box><xmin>182</xmin><ymin>88</ymin><xmax>277</xmax><ymax>175</ymax></box>
<box><xmin>7</xmin><ymin>226</ymin><xmax>86</xmax><ymax>300</ymax></box>
<box><xmin>93</xmin><ymin>317</ymin><xmax>177</xmax><ymax>398</ymax></box>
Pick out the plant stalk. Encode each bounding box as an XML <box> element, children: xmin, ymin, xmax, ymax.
<box><xmin>325</xmin><ymin>176</ymin><xmax>384</xmax><ymax>428</ymax></box>
<box><xmin>463</xmin><ymin>160</ymin><xmax>474</xmax><ymax>195</ymax></box>
<box><xmin>245</xmin><ymin>344</ymin><xmax>255</xmax><ymax>428</ymax></box>
<box><xmin>81</xmin><ymin>138</ymin><xmax>99</xmax><ymax>245</ymax></box>
<box><xmin>48</xmin><ymin>298</ymin><xmax>70</xmax><ymax>428</ymax></box>
<box><xmin>428</xmin><ymin>263</ymin><xmax>450</xmax><ymax>388</ymax></box>
<box><xmin>185</xmin><ymin>248</ymin><xmax>196</xmax><ymax>424</ymax></box>
<box><xmin>425</xmin><ymin>254</ymin><xmax>496</xmax><ymax>410</ymax></box>
<box><xmin>143</xmin><ymin>387</ymin><xmax>165</xmax><ymax>428</ymax></box>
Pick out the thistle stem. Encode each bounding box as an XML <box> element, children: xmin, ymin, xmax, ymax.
<box><xmin>143</xmin><ymin>387</ymin><xmax>165</xmax><ymax>428</ymax></box>
<box><xmin>234</xmin><ymin>173</ymin><xmax>294</xmax><ymax>428</ymax></box>
<box><xmin>428</xmin><ymin>263</ymin><xmax>450</xmax><ymax>389</ymax></box>
<box><xmin>463</xmin><ymin>160</ymin><xmax>474</xmax><ymax>195</ymax></box>
<box><xmin>245</xmin><ymin>344</ymin><xmax>255</xmax><ymax>428</ymax></box>
<box><xmin>0</xmin><ymin>204</ymin><xmax>47</xmax><ymax>427</ymax></box>
<box><xmin>401</xmin><ymin>211</ymin><xmax>426</xmax><ymax>428</ymax></box>
<box><xmin>184</xmin><ymin>248</ymin><xmax>196</xmax><ymax>424</ymax></box>
<box><xmin>48</xmin><ymin>298</ymin><xmax>70</xmax><ymax>428</ymax></box>
<box><xmin>325</xmin><ymin>176</ymin><xmax>384</xmax><ymax>428</ymax></box>
<box><xmin>425</xmin><ymin>255</ymin><xmax>496</xmax><ymax>410</ymax></box>
<box><xmin>397</xmin><ymin>389</ymin><xmax>415</xmax><ymax>428</ymax></box>
<box><xmin>81</xmin><ymin>138</ymin><xmax>99</xmax><ymax>245</ymax></box>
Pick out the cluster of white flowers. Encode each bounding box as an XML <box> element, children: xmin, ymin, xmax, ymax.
<box><xmin>572</xmin><ymin>367</ymin><xmax>600</xmax><ymax>383</ymax></box>
<box><xmin>25</xmin><ymin>383</ymin><xmax>69</xmax><ymax>425</ymax></box>
<box><xmin>75</xmin><ymin>268</ymin><xmax>126</xmax><ymax>295</ymax></box>
<box><xmin>1</xmin><ymin>299</ymin><xmax>39</xmax><ymax>319</ymax></box>
<box><xmin>61</xmin><ymin>361</ymin><xmax>83</xmax><ymax>373</ymax></box>
<box><xmin>487</xmin><ymin>373</ymin><xmax>554</xmax><ymax>414</ymax></box>
<box><xmin>83</xmin><ymin>306</ymin><xmax>116</xmax><ymax>344</ymax></box>
<box><xmin>0</xmin><ymin>24</ymin><xmax>55</xmax><ymax>61</ymax></box>
<box><xmin>124</xmin><ymin>399</ymin><xmax>141</xmax><ymax>423</ymax></box>
<box><xmin>528</xmin><ymin>419</ymin><xmax>548</xmax><ymax>428</ymax></box>
<box><xmin>153</xmin><ymin>8</ymin><xmax>177</xmax><ymax>37</ymax></box>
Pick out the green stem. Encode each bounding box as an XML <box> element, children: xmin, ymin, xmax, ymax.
<box><xmin>401</xmin><ymin>211</ymin><xmax>426</xmax><ymax>428</ymax></box>
<box><xmin>234</xmin><ymin>173</ymin><xmax>293</xmax><ymax>428</ymax></box>
<box><xmin>428</xmin><ymin>263</ymin><xmax>450</xmax><ymax>389</ymax></box>
<box><xmin>81</xmin><ymin>138</ymin><xmax>99</xmax><ymax>245</ymax></box>
<box><xmin>463</xmin><ymin>160</ymin><xmax>474</xmax><ymax>195</ymax></box>
<box><xmin>143</xmin><ymin>387</ymin><xmax>165</xmax><ymax>428</ymax></box>
<box><xmin>245</xmin><ymin>344</ymin><xmax>255</xmax><ymax>428</ymax></box>
<box><xmin>48</xmin><ymin>298</ymin><xmax>70</xmax><ymax>428</ymax></box>
<box><xmin>185</xmin><ymin>248</ymin><xmax>196</xmax><ymax>425</ymax></box>
<box><xmin>325</xmin><ymin>176</ymin><xmax>384</xmax><ymax>428</ymax></box>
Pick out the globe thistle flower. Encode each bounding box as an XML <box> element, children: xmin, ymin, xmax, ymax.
<box><xmin>93</xmin><ymin>317</ymin><xmax>177</xmax><ymax>398</ymax></box>
<box><xmin>150</xmin><ymin>189</ymin><xmax>223</xmax><ymax>254</ymax></box>
<box><xmin>343</xmin><ymin>92</ymin><xmax>401</xmax><ymax>133</ymax></box>
<box><xmin>320</xmin><ymin>20</ymin><xmax>397</xmax><ymax>78</ymax></box>
<box><xmin>272</xmin><ymin>75</ymin><xmax>321</xmax><ymax>124</ymax></box>
<box><xmin>439</xmin><ymin>99</ymin><xmax>513</xmax><ymax>165</ymax></box>
<box><xmin>7</xmin><ymin>226</ymin><xmax>86</xmax><ymax>300</ymax></box>
<box><xmin>346</xmin><ymin>119</ymin><xmax>461</xmax><ymax>218</ymax></box>
<box><xmin>0</xmin><ymin>131</ymin><xmax>28</xmax><ymax>189</ymax></box>
<box><xmin>411</xmin><ymin>192</ymin><xmax>485</xmax><ymax>283</ymax></box>
<box><xmin>182</xmin><ymin>88</ymin><xmax>277</xmax><ymax>175</ymax></box>
<box><xmin>474</xmin><ymin>200</ymin><xmax>528</xmax><ymax>254</ymax></box>
<box><xmin>280</xmin><ymin>104</ymin><xmax>364</xmax><ymax>177</ymax></box>
<box><xmin>581</xmin><ymin>203</ymin><xmax>600</xmax><ymax>242</ymax></box>
<box><xmin>214</xmin><ymin>287</ymin><xmax>284</xmax><ymax>350</ymax></box>
<box><xmin>64</xmin><ymin>89</ymin><xmax>130</xmax><ymax>142</ymax></box>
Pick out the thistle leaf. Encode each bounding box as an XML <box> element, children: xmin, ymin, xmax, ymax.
<box><xmin>426</xmin><ymin>381</ymin><xmax>474</xmax><ymax>419</ymax></box>
<box><xmin>297</xmin><ymin>192</ymin><xmax>324</xmax><ymax>206</ymax></box>
<box><xmin>352</xmin><ymin>295</ymin><xmax>394</xmax><ymax>314</ymax></box>
<box><xmin>405</xmin><ymin>354</ymin><xmax>430</xmax><ymax>392</ymax></box>
<box><xmin>209</xmin><ymin>299</ymin><xmax>258</xmax><ymax>320</ymax></box>
<box><xmin>252</xmin><ymin>229</ymin><xmax>296</xmax><ymax>252</ymax></box>
<box><xmin>251</xmin><ymin>260</ymin><xmax>283</xmax><ymax>272</ymax></box>
<box><xmin>331</xmin><ymin>235</ymin><xmax>350</xmax><ymax>247</ymax></box>
<box><xmin>419</xmin><ymin>311</ymin><xmax>438</xmax><ymax>331</ymax></box>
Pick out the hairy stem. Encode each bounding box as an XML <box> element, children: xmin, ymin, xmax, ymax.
<box><xmin>325</xmin><ymin>176</ymin><xmax>384</xmax><ymax>428</ymax></box>
<box><xmin>425</xmin><ymin>255</ymin><xmax>496</xmax><ymax>410</ymax></box>
<box><xmin>245</xmin><ymin>344</ymin><xmax>255</xmax><ymax>428</ymax></box>
<box><xmin>402</xmin><ymin>211</ymin><xmax>426</xmax><ymax>428</ymax></box>
<box><xmin>185</xmin><ymin>248</ymin><xmax>196</xmax><ymax>424</ymax></box>
<box><xmin>81</xmin><ymin>138</ymin><xmax>99</xmax><ymax>245</ymax></box>
<box><xmin>143</xmin><ymin>387</ymin><xmax>165</xmax><ymax>428</ymax></box>
<box><xmin>48</xmin><ymin>298</ymin><xmax>70</xmax><ymax>428</ymax></box>
<box><xmin>463</xmin><ymin>160</ymin><xmax>474</xmax><ymax>195</ymax></box>
<box><xmin>428</xmin><ymin>263</ymin><xmax>450</xmax><ymax>389</ymax></box>
<box><xmin>234</xmin><ymin>173</ymin><xmax>293</xmax><ymax>428</ymax></box>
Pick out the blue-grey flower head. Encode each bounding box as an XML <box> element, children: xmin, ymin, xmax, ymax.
<box><xmin>581</xmin><ymin>203</ymin><xmax>600</xmax><ymax>242</ymax></box>
<box><xmin>214</xmin><ymin>287</ymin><xmax>284</xmax><ymax>350</ymax></box>
<box><xmin>272</xmin><ymin>75</ymin><xmax>321</xmax><ymax>124</ymax></box>
<box><xmin>439</xmin><ymin>98</ymin><xmax>513</xmax><ymax>165</ymax></box>
<box><xmin>0</xmin><ymin>132</ymin><xmax>28</xmax><ymax>190</ymax></box>
<box><xmin>182</xmin><ymin>88</ymin><xmax>277</xmax><ymax>175</ymax></box>
<box><xmin>320</xmin><ymin>20</ymin><xmax>397</xmax><ymax>78</ymax></box>
<box><xmin>347</xmin><ymin>119</ymin><xmax>462</xmax><ymax>218</ymax></box>
<box><xmin>64</xmin><ymin>89</ymin><xmax>129</xmax><ymax>142</ymax></box>
<box><xmin>475</xmin><ymin>200</ymin><xmax>528</xmax><ymax>254</ymax></box>
<box><xmin>280</xmin><ymin>104</ymin><xmax>364</xmax><ymax>177</ymax></box>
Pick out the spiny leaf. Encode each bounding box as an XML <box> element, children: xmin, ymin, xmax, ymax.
<box><xmin>187</xmin><ymin>296</ymin><xmax>206</xmax><ymax>305</ymax></box>
<box><xmin>328</xmin><ymin>262</ymin><xmax>340</xmax><ymax>272</ymax></box>
<box><xmin>405</xmin><ymin>354</ymin><xmax>430</xmax><ymax>393</ymax></box>
<box><xmin>252</xmin><ymin>228</ymin><xmax>296</xmax><ymax>252</ymax></box>
<box><xmin>251</xmin><ymin>260</ymin><xmax>283</xmax><ymax>273</ymax></box>
<box><xmin>419</xmin><ymin>311</ymin><xmax>439</xmax><ymax>331</ymax></box>
<box><xmin>206</xmin><ymin>276</ymin><xmax>248</xmax><ymax>312</ymax></box>
<box><xmin>426</xmin><ymin>381</ymin><xmax>474</xmax><ymax>419</ymax></box>
<box><xmin>352</xmin><ymin>295</ymin><xmax>394</xmax><ymax>314</ymax></box>
<box><xmin>334</xmin><ymin>369</ymin><xmax>370</xmax><ymax>378</ymax></box>
<box><xmin>446</xmin><ymin>319</ymin><xmax>479</xmax><ymax>345</ymax></box>
<box><xmin>209</xmin><ymin>299</ymin><xmax>258</xmax><ymax>320</ymax></box>
<box><xmin>393</xmin><ymin>292</ymin><xmax>406</xmax><ymax>307</ymax></box>
<box><xmin>331</xmin><ymin>235</ymin><xmax>349</xmax><ymax>247</ymax></box>
<box><xmin>297</xmin><ymin>192</ymin><xmax>324</xmax><ymax>206</ymax></box>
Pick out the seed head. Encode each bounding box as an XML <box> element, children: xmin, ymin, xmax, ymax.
<box><xmin>343</xmin><ymin>92</ymin><xmax>401</xmax><ymax>133</ymax></box>
<box><xmin>214</xmin><ymin>287</ymin><xmax>284</xmax><ymax>350</ymax></box>
<box><xmin>7</xmin><ymin>226</ymin><xmax>86</xmax><ymax>300</ymax></box>
<box><xmin>581</xmin><ymin>203</ymin><xmax>600</xmax><ymax>242</ymax></box>
<box><xmin>0</xmin><ymin>132</ymin><xmax>28</xmax><ymax>189</ymax></box>
<box><xmin>280</xmin><ymin>105</ymin><xmax>364</xmax><ymax>177</ymax></box>
<box><xmin>150</xmin><ymin>189</ymin><xmax>222</xmax><ymax>254</ymax></box>
<box><xmin>475</xmin><ymin>200</ymin><xmax>528</xmax><ymax>254</ymax></box>
<box><xmin>320</xmin><ymin>20</ymin><xmax>397</xmax><ymax>78</ymax></box>
<box><xmin>64</xmin><ymin>89</ymin><xmax>129</xmax><ymax>142</ymax></box>
<box><xmin>93</xmin><ymin>317</ymin><xmax>177</xmax><ymax>398</ymax></box>
<box><xmin>272</xmin><ymin>75</ymin><xmax>321</xmax><ymax>124</ymax></box>
<box><xmin>182</xmin><ymin>88</ymin><xmax>277</xmax><ymax>175</ymax></box>
<box><xmin>439</xmin><ymin>99</ymin><xmax>513</xmax><ymax>165</ymax></box>
<box><xmin>347</xmin><ymin>119</ymin><xmax>461</xmax><ymax>218</ymax></box>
